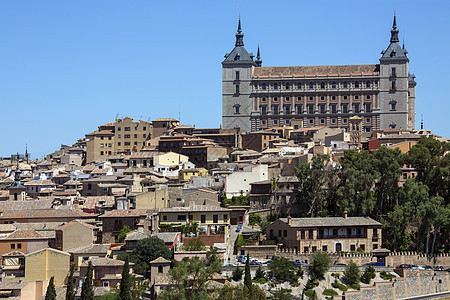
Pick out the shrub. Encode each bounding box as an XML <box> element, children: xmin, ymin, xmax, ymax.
<box><xmin>310</xmin><ymin>251</ymin><xmax>330</xmax><ymax>280</ymax></box>
<box><xmin>253</xmin><ymin>277</ymin><xmax>268</xmax><ymax>284</ymax></box>
<box><xmin>296</xmin><ymin>267</ymin><xmax>304</xmax><ymax>278</ymax></box>
<box><xmin>268</xmin><ymin>257</ymin><xmax>297</xmax><ymax>282</ymax></box>
<box><xmin>323</xmin><ymin>289</ymin><xmax>338</xmax><ymax>296</ymax></box>
<box><xmin>182</xmin><ymin>238</ymin><xmax>206</xmax><ymax>251</ymax></box>
<box><xmin>305</xmin><ymin>277</ymin><xmax>319</xmax><ymax>290</ymax></box>
<box><xmin>254</xmin><ymin>266</ymin><xmax>265</xmax><ymax>280</ymax></box>
<box><xmin>332</xmin><ymin>282</ymin><xmax>348</xmax><ymax>291</ymax></box>
<box><xmin>347</xmin><ymin>282</ymin><xmax>360</xmax><ymax>290</ymax></box>
<box><xmin>304</xmin><ymin>289</ymin><xmax>318</xmax><ymax>300</ymax></box>
<box><xmin>380</xmin><ymin>271</ymin><xmax>396</xmax><ymax>280</ymax></box>
<box><xmin>249</xmin><ymin>213</ymin><xmax>262</xmax><ymax>225</ymax></box>
<box><xmin>232</xmin><ymin>267</ymin><xmax>243</xmax><ymax>281</ymax></box>
<box><xmin>361</xmin><ymin>266</ymin><xmax>376</xmax><ymax>284</ymax></box>
<box><xmin>236</xmin><ymin>235</ymin><xmax>245</xmax><ymax>247</ymax></box>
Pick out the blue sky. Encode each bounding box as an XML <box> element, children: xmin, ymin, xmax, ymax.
<box><xmin>1</xmin><ymin>1</ymin><xmax>449</xmax><ymax>159</ymax></box>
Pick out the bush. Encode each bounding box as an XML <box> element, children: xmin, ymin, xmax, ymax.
<box><xmin>310</xmin><ymin>251</ymin><xmax>330</xmax><ymax>280</ymax></box>
<box><xmin>296</xmin><ymin>267</ymin><xmax>304</xmax><ymax>278</ymax></box>
<box><xmin>253</xmin><ymin>277</ymin><xmax>268</xmax><ymax>284</ymax></box>
<box><xmin>343</xmin><ymin>261</ymin><xmax>360</xmax><ymax>284</ymax></box>
<box><xmin>254</xmin><ymin>266</ymin><xmax>265</xmax><ymax>280</ymax></box>
<box><xmin>236</xmin><ymin>235</ymin><xmax>245</xmax><ymax>247</ymax></box>
<box><xmin>232</xmin><ymin>267</ymin><xmax>243</xmax><ymax>281</ymax></box>
<box><xmin>380</xmin><ymin>271</ymin><xmax>396</xmax><ymax>280</ymax></box>
<box><xmin>361</xmin><ymin>266</ymin><xmax>376</xmax><ymax>284</ymax></box>
<box><xmin>249</xmin><ymin>213</ymin><xmax>262</xmax><ymax>226</ymax></box>
<box><xmin>347</xmin><ymin>283</ymin><xmax>360</xmax><ymax>290</ymax></box>
<box><xmin>332</xmin><ymin>282</ymin><xmax>348</xmax><ymax>291</ymax></box>
<box><xmin>303</xmin><ymin>289</ymin><xmax>318</xmax><ymax>300</ymax></box>
<box><xmin>182</xmin><ymin>238</ymin><xmax>206</xmax><ymax>251</ymax></box>
<box><xmin>305</xmin><ymin>277</ymin><xmax>319</xmax><ymax>290</ymax></box>
<box><xmin>323</xmin><ymin>289</ymin><xmax>338</xmax><ymax>296</ymax></box>
<box><xmin>268</xmin><ymin>257</ymin><xmax>297</xmax><ymax>282</ymax></box>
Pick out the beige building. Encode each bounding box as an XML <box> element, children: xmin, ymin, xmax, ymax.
<box><xmin>115</xmin><ymin>117</ymin><xmax>152</xmax><ymax>154</ymax></box>
<box><xmin>265</xmin><ymin>215</ymin><xmax>382</xmax><ymax>254</ymax></box>
<box><xmin>131</xmin><ymin>186</ymin><xmax>170</xmax><ymax>210</ymax></box>
<box><xmin>24</xmin><ymin>247</ymin><xmax>71</xmax><ymax>286</ymax></box>
<box><xmin>85</xmin><ymin>123</ymin><xmax>116</xmax><ymax>163</ymax></box>
<box><xmin>55</xmin><ymin>221</ymin><xmax>96</xmax><ymax>252</ymax></box>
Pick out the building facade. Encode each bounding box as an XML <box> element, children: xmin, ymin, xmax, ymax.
<box><xmin>222</xmin><ymin>16</ymin><xmax>416</xmax><ymax>133</ymax></box>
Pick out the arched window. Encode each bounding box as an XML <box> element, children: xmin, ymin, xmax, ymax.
<box><xmin>309</xmin><ymin>82</ymin><xmax>314</xmax><ymax>89</ymax></box>
<box><xmin>285</xmin><ymin>83</ymin><xmax>290</xmax><ymax>89</ymax></box>
<box><xmin>262</xmin><ymin>83</ymin><xmax>266</xmax><ymax>90</ymax></box>
<box><xmin>366</xmin><ymin>81</ymin><xmax>371</xmax><ymax>88</ymax></box>
<box><xmin>320</xmin><ymin>82</ymin><xmax>325</xmax><ymax>89</ymax></box>
<box><xmin>331</xmin><ymin>82</ymin><xmax>336</xmax><ymax>89</ymax></box>
<box><xmin>343</xmin><ymin>81</ymin><xmax>348</xmax><ymax>88</ymax></box>
<box><xmin>158</xmin><ymin>265</ymin><xmax>164</xmax><ymax>273</ymax></box>
<box><xmin>274</xmin><ymin>83</ymin><xmax>278</xmax><ymax>90</ymax></box>
<box><xmin>355</xmin><ymin>81</ymin><xmax>360</xmax><ymax>88</ymax></box>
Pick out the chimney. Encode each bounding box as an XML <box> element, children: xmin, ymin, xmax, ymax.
<box><xmin>287</xmin><ymin>215</ymin><xmax>292</xmax><ymax>225</ymax></box>
<box><xmin>343</xmin><ymin>211</ymin><xmax>348</xmax><ymax>219</ymax></box>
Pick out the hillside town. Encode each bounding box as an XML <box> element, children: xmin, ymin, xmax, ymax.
<box><xmin>0</xmin><ymin>14</ymin><xmax>449</xmax><ymax>300</ymax></box>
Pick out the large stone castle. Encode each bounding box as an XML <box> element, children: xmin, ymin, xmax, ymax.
<box><xmin>222</xmin><ymin>16</ymin><xmax>416</xmax><ymax>133</ymax></box>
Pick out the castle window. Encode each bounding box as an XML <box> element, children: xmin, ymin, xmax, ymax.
<box><xmin>320</xmin><ymin>82</ymin><xmax>325</xmax><ymax>89</ymax></box>
<box><xmin>284</xmin><ymin>105</ymin><xmax>291</xmax><ymax>114</ymax></box>
<box><xmin>309</xmin><ymin>82</ymin><xmax>314</xmax><ymax>89</ymax></box>
<box><xmin>235</xmin><ymin>71</ymin><xmax>240</xmax><ymax>80</ymax></box>
<box><xmin>234</xmin><ymin>104</ymin><xmax>240</xmax><ymax>114</ymax></box>
<box><xmin>309</xmin><ymin>96</ymin><xmax>314</xmax><ymax>101</ymax></box>
<box><xmin>286</xmin><ymin>83</ymin><xmax>290</xmax><ymax>89</ymax></box>
<box><xmin>297</xmin><ymin>96</ymin><xmax>302</xmax><ymax>101</ymax></box>
<box><xmin>319</xmin><ymin>104</ymin><xmax>325</xmax><ymax>114</ymax></box>
<box><xmin>296</xmin><ymin>104</ymin><xmax>303</xmax><ymax>114</ymax></box>
<box><xmin>274</xmin><ymin>84</ymin><xmax>278</xmax><ymax>90</ymax></box>
<box><xmin>272</xmin><ymin>105</ymin><xmax>279</xmax><ymax>114</ymax></box>
<box><xmin>261</xmin><ymin>105</ymin><xmax>267</xmax><ymax>115</ymax></box>
<box><xmin>365</xmin><ymin>103</ymin><xmax>371</xmax><ymax>112</ymax></box>
<box><xmin>235</xmin><ymin>85</ymin><xmax>239</xmax><ymax>94</ymax></box>
<box><xmin>320</xmin><ymin>96</ymin><xmax>325</xmax><ymax>101</ymax></box>
<box><xmin>366</xmin><ymin>81</ymin><xmax>371</xmax><ymax>88</ymax></box>
<box><xmin>391</xmin><ymin>80</ymin><xmax>396</xmax><ymax>90</ymax></box>
<box><xmin>342</xmin><ymin>118</ymin><xmax>348</xmax><ymax>124</ymax></box>
<box><xmin>343</xmin><ymin>95</ymin><xmax>348</xmax><ymax>100</ymax></box>
<box><xmin>308</xmin><ymin>104</ymin><xmax>314</xmax><ymax>114</ymax></box>
<box><xmin>391</xmin><ymin>67</ymin><xmax>396</xmax><ymax>77</ymax></box>
<box><xmin>262</xmin><ymin>83</ymin><xmax>266</xmax><ymax>90</ymax></box>
<box><xmin>366</xmin><ymin>95</ymin><xmax>371</xmax><ymax>100</ymax></box>
<box><xmin>273</xmin><ymin>97</ymin><xmax>278</xmax><ymax>102</ymax></box>
<box><xmin>389</xmin><ymin>100</ymin><xmax>397</xmax><ymax>111</ymax></box>
<box><xmin>355</xmin><ymin>81</ymin><xmax>359</xmax><ymax>88</ymax></box>
<box><xmin>331</xmin><ymin>118</ymin><xmax>337</xmax><ymax>124</ymax></box>
<box><xmin>343</xmin><ymin>81</ymin><xmax>348</xmax><ymax>88</ymax></box>
<box><xmin>354</xmin><ymin>95</ymin><xmax>359</xmax><ymax>100</ymax></box>
<box><xmin>354</xmin><ymin>103</ymin><xmax>360</xmax><ymax>113</ymax></box>
<box><xmin>285</xmin><ymin>96</ymin><xmax>290</xmax><ymax>102</ymax></box>
<box><xmin>273</xmin><ymin>120</ymin><xmax>278</xmax><ymax>125</ymax></box>
<box><xmin>158</xmin><ymin>265</ymin><xmax>164</xmax><ymax>273</ymax></box>
<box><xmin>262</xmin><ymin>97</ymin><xmax>266</xmax><ymax>102</ymax></box>
<box><xmin>320</xmin><ymin>119</ymin><xmax>325</xmax><ymax>124</ymax></box>
<box><xmin>331</xmin><ymin>104</ymin><xmax>337</xmax><ymax>113</ymax></box>
<box><xmin>297</xmin><ymin>83</ymin><xmax>302</xmax><ymax>89</ymax></box>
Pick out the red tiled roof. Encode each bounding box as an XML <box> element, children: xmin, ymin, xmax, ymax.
<box><xmin>56</xmin><ymin>220</ymin><xmax>96</xmax><ymax>231</ymax></box>
<box><xmin>99</xmin><ymin>209</ymin><xmax>147</xmax><ymax>218</ymax></box>
<box><xmin>5</xmin><ymin>229</ymin><xmax>46</xmax><ymax>240</ymax></box>
<box><xmin>0</xmin><ymin>209</ymin><xmax>95</xmax><ymax>220</ymax></box>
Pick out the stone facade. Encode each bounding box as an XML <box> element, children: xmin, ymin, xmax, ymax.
<box><xmin>222</xmin><ymin>16</ymin><xmax>416</xmax><ymax>133</ymax></box>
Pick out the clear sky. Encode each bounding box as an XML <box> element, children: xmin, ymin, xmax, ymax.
<box><xmin>1</xmin><ymin>0</ymin><xmax>449</xmax><ymax>159</ymax></box>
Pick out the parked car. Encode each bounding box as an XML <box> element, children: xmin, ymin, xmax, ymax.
<box><xmin>411</xmin><ymin>265</ymin><xmax>425</xmax><ymax>270</ymax></box>
<box><xmin>424</xmin><ymin>265</ymin><xmax>433</xmax><ymax>270</ymax></box>
<box><xmin>258</xmin><ymin>260</ymin><xmax>270</xmax><ymax>267</ymax></box>
<box><xmin>292</xmin><ymin>260</ymin><xmax>308</xmax><ymax>267</ymax></box>
<box><xmin>236</xmin><ymin>221</ymin><xmax>243</xmax><ymax>232</ymax></box>
<box><xmin>238</xmin><ymin>255</ymin><xmax>247</xmax><ymax>263</ymax></box>
<box><xmin>250</xmin><ymin>258</ymin><xmax>259</xmax><ymax>265</ymax></box>
<box><xmin>396</xmin><ymin>264</ymin><xmax>412</xmax><ymax>269</ymax></box>
<box><xmin>433</xmin><ymin>266</ymin><xmax>444</xmax><ymax>271</ymax></box>
<box><xmin>224</xmin><ymin>263</ymin><xmax>236</xmax><ymax>267</ymax></box>
<box><xmin>364</xmin><ymin>262</ymin><xmax>385</xmax><ymax>267</ymax></box>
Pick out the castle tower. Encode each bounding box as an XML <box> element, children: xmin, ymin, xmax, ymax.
<box><xmin>222</xmin><ymin>18</ymin><xmax>256</xmax><ymax>132</ymax></box>
<box><xmin>379</xmin><ymin>14</ymin><xmax>413</xmax><ymax>130</ymax></box>
<box><xmin>9</xmin><ymin>166</ymin><xmax>26</xmax><ymax>201</ymax></box>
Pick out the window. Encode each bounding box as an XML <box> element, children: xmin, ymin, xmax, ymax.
<box><xmin>223</xmin><ymin>214</ymin><xmax>228</xmax><ymax>221</ymax></box>
<box><xmin>283</xmin><ymin>230</ymin><xmax>287</xmax><ymax>237</ymax></box>
<box><xmin>391</xmin><ymin>80</ymin><xmax>396</xmax><ymax>90</ymax></box>
<box><xmin>308</xmin><ymin>119</ymin><xmax>314</xmax><ymax>124</ymax></box>
<box><xmin>342</xmin><ymin>118</ymin><xmax>348</xmax><ymax>124</ymax></box>
<box><xmin>360</xmin><ymin>244</ymin><xmax>365</xmax><ymax>251</ymax></box>
<box><xmin>391</xmin><ymin>67</ymin><xmax>396</xmax><ymax>77</ymax></box>
<box><xmin>322</xmin><ymin>245</ymin><xmax>328</xmax><ymax>252</ymax></box>
<box><xmin>272</xmin><ymin>105</ymin><xmax>279</xmax><ymax>114</ymax></box>
<box><xmin>285</xmin><ymin>96</ymin><xmax>290</xmax><ymax>102</ymax></box>
<box><xmin>320</xmin><ymin>119</ymin><xmax>325</xmax><ymax>124</ymax></box>
<box><xmin>100</xmin><ymin>143</ymin><xmax>104</xmax><ymax>148</ymax></box>
<box><xmin>342</xmin><ymin>103</ymin><xmax>348</xmax><ymax>113</ymax></box>
<box><xmin>273</xmin><ymin>97</ymin><xmax>278</xmax><ymax>102</ymax></box>
<box><xmin>366</xmin><ymin>118</ymin><xmax>371</xmax><ymax>123</ymax></box>
<box><xmin>354</xmin><ymin>95</ymin><xmax>359</xmax><ymax>100</ymax></box>
<box><xmin>234</xmin><ymin>105</ymin><xmax>240</xmax><ymax>114</ymax></box>
<box><xmin>235</xmin><ymin>71</ymin><xmax>240</xmax><ymax>80</ymax></box>
<box><xmin>301</xmin><ymin>231</ymin><xmax>305</xmax><ymax>239</ymax></box>
<box><xmin>278</xmin><ymin>230</ymin><xmax>282</xmax><ymax>237</ymax></box>
<box><xmin>296</xmin><ymin>104</ymin><xmax>303</xmax><ymax>114</ymax></box>
<box><xmin>134</xmin><ymin>142</ymin><xmax>138</xmax><ymax>146</ymax></box>
<box><xmin>262</xmin><ymin>83</ymin><xmax>266</xmax><ymax>90</ymax></box>
<box><xmin>177</xmin><ymin>215</ymin><xmax>186</xmax><ymax>221</ymax></box>
<box><xmin>284</xmin><ymin>105</ymin><xmax>291</xmax><ymax>114</ymax></box>
<box><xmin>118</xmin><ymin>134</ymin><xmax>121</xmax><ymax>138</ymax></box>
<box><xmin>304</xmin><ymin>247</ymin><xmax>309</xmax><ymax>253</ymax></box>
<box><xmin>319</xmin><ymin>104</ymin><xmax>325</xmax><ymax>113</ymax></box>
<box><xmin>274</xmin><ymin>83</ymin><xmax>278</xmax><ymax>90</ymax></box>
<box><xmin>319</xmin><ymin>96</ymin><xmax>324</xmax><ymax>101</ymax></box>
<box><xmin>331</xmin><ymin>104</ymin><xmax>337</xmax><ymax>113</ymax></box>
<box><xmin>366</xmin><ymin>81</ymin><xmax>371</xmax><ymax>88</ymax></box>
<box><xmin>332</xmin><ymin>82</ymin><xmax>336</xmax><ymax>88</ymax></box>
<box><xmin>124</xmin><ymin>142</ymin><xmax>130</xmax><ymax>146</ymax></box>
<box><xmin>308</xmin><ymin>104</ymin><xmax>314</xmax><ymax>114</ymax></box>
<box><xmin>261</xmin><ymin>105</ymin><xmax>267</xmax><ymax>115</ymax></box>
<box><xmin>390</xmin><ymin>100</ymin><xmax>397</xmax><ymax>111</ymax></box>
<box><xmin>134</xmin><ymin>134</ymin><xmax>137</xmax><ymax>138</ymax></box>
<box><xmin>343</xmin><ymin>95</ymin><xmax>348</xmax><ymax>100</ymax></box>
<box><xmin>309</xmin><ymin>230</ymin><xmax>314</xmax><ymax>239</ymax></box>
<box><xmin>158</xmin><ymin>265</ymin><xmax>164</xmax><ymax>273</ymax></box>
<box><xmin>354</xmin><ymin>103</ymin><xmax>360</xmax><ymax>113</ymax></box>
<box><xmin>108</xmin><ymin>136</ymin><xmax>112</xmax><ymax>140</ymax></box>
<box><xmin>297</xmin><ymin>96</ymin><xmax>302</xmax><ymax>101</ymax></box>
<box><xmin>331</xmin><ymin>95</ymin><xmax>336</xmax><ymax>101</ymax></box>
<box><xmin>312</xmin><ymin>246</ymin><xmax>317</xmax><ymax>253</ymax></box>
<box><xmin>350</xmin><ymin>244</ymin><xmax>356</xmax><ymax>251</ymax></box>
<box><xmin>163</xmin><ymin>215</ymin><xmax>167</xmax><ymax>221</ymax></box>
<box><xmin>125</xmin><ymin>134</ymin><xmax>130</xmax><ymax>138</ymax></box>
<box><xmin>273</xmin><ymin>119</ymin><xmax>278</xmax><ymax>125</ymax></box>
<box><xmin>235</xmin><ymin>85</ymin><xmax>239</xmax><ymax>94</ymax></box>
<box><xmin>355</xmin><ymin>81</ymin><xmax>359</xmax><ymax>88</ymax></box>
<box><xmin>118</xmin><ymin>142</ymin><xmax>121</xmax><ymax>146</ymax></box>
<box><xmin>261</xmin><ymin>120</ymin><xmax>266</xmax><ymax>126</ymax></box>
<box><xmin>320</xmin><ymin>82</ymin><xmax>325</xmax><ymax>89</ymax></box>
<box><xmin>365</xmin><ymin>103</ymin><xmax>371</xmax><ymax>112</ymax></box>
<box><xmin>343</xmin><ymin>81</ymin><xmax>348</xmax><ymax>88</ymax></box>
<box><xmin>201</xmin><ymin>215</ymin><xmax>206</xmax><ymax>223</ymax></box>
<box><xmin>373</xmin><ymin>228</ymin><xmax>378</xmax><ymax>237</ymax></box>
<box><xmin>118</xmin><ymin>127</ymin><xmax>121</xmax><ymax>131</ymax></box>
<box><xmin>261</xmin><ymin>97</ymin><xmax>266</xmax><ymax>102</ymax></box>
<box><xmin>143</xmin><ymin>134</ymin><xmax>146</xmax><ymax>138</ymax></box>
<box><xmin>286</xmin><ymin>83</ymin><xmax>290</xmax><ymax>89</ymax></box>
<box><xmin>10</xmin><ymin>244</ymin><xmax>15</xmax><ymax>249</ymax></box>
<box><xmin>125</xmin><ymin>127</ymin><xmax>131</xmax><ymax>131</ymax></box>
<box><xmin>331</xmin><ymin>118</ymin><xmax>337</xmax><ymax>124</ymax></box>
<box><xmin>373</xmin><ymin>243</ymin><xmax>378</xmax><ymax>250</ymax></box>
<box><xmin>347</xmin><ymin>228</ymin><xmax>351</xmax><ymax>235</ymax></box>
<box><xmin>143</xmin><ymin>127</ymin><xmax>146</xmax><ymax>131</ymax></box>
<box><xmin>297</xmin><ymin>83</ymin><xmax>302</xmax><ymax>89</ymax></box>
<box><xmin>333</xmin><ymin>229</ymin><xmax>338</xmax><ymax>236</ymax></box>
<box><xmin>213</xmin><ymin>215</ymin><xmax>218</xmax><ymax>223</ymax></box>
<box><xmin>285</xmin><ymin>119</ymin><xmax>290</xmax><ymax>125</ymax></box>
<box><xmin>309</xmin><ymin>82</ymin><xmax>314</xmax><ymax>89</ymax></box>
<box><xmin>100</xmin><ymin>151</ymin><xmax>104</xmax><ymax>155</ymax></box>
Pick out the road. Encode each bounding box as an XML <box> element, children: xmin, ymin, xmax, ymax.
<box><xmin>224</xmin><ymin>224</ymin><xmax>240</xmax><ymax>265</ymax></box>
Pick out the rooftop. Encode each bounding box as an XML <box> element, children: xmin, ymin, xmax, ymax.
<box><xmin>254</xmin><ymin>64</ymin><xmax>380</xmax><ymax>77</ymax></box>
<box><xmin>279</xmin><ymin>216</ymin><xmax>382</xmax><ymax>227</ymax></box>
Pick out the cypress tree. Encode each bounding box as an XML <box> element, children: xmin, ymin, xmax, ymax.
<box><xmin>118</xmin><ymin>257</ymin><xmax>132</xmax><ymax>300</ymax></box>
<box><xmin>81</xmin><ymin>261</ymin><xmax>94</xmax><ymax>300</ymax></box>
<box><xmin>45</xmin><ymin>276</ymin><xmax>56</xmax><ymax>300</ymax></box>
<box><xmin>244</xmin><ymin>255</ymin><xmax>252</xmax><ymax>290</ymax></box>
<box><xmin>66</xmin><ymin>264</ymin><xmax>76</xmax><ymax>300</ymax></box>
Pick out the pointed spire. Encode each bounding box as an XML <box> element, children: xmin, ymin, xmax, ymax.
<box><xmin>390</xmin><ymin>12</ymin><xmax>399</xmax><ymax>43</ymax></box>
<box><xmin>235</xmin><ymin>17</ymin><xmax>244</xmax><ymax>47</ymax></box>
<box><xmin>255</xmin><ymin>44</ymin><xmax>262</xmax><ymax>67</ymax></box>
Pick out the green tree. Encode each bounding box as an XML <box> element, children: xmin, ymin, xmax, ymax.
<box><xmin>268</xmin><ymin>257</ymin><xmax>296</xmax><ymax>282</ymax></box>
<box><xmin>183</xmin><ymin>238</ymin><xmax>206</xmax><ymax>251</ymax></box>
<box><xmin>343</xmin><ymin>261</ymin><xmax>360</xmax><ymax>284</ymax></box>
<box><xmin>65</xmin><ymin>264</ymin><xmax>76</xmax><ymax>300</ymax></box>
<box><xmin>232</xmin><ymin>267</ymin><xmax>244</xmax><ymax>281</ymax></box>
<box><xmin>269</xmin><ymin>288</ymin><xmax>292</xmax><ymax>300</ymax></box>
<box><xmin>218</xmin><ymin>284</ymin><xmax>266</xmax><ymax>300</ymax></box>
<box><xmin>118</xmin><ymin>257</ymin><xmax>132</xmax><ymax>300</ymax></box>
<box><xmin>116</xmin><ymin>225</ymin><xmax>132</xmax><ymax>243</ymax></box>
<box><xmin>249</xmin><ymin>213</ymin><xmax>262</xmax><ymax>226</ymax></box>
<box><xmin>131</xmin><ymin>236</ymin><xmax>171</xmax><ymax>275</ymax></box>
<box><xmin>254</xmin><ymin>266</ymin><xmax>265</xmax><ymax>280</ymax></box>
<box><xmin>81</xmin><ymin>261</ymin><xmax>94</xmax><ymax>300</ymax></box>
<box><xmin>361</xmin><ymin>266</ymin><xmax>376</xmax><ymax>284</ymax></box>
<box><xmin>244</xmin><ymin>255</ymin><xmax>252</xmax><ymax>290</ymax></box>
<box><xmin>310</xmin><ymin>251</ymin><xmax>330</xmax><ymax>280</ymax></box>
<box><xmin>45</xmin><ymin>276</ymin><xmax>56</xmax><ymax>300</ymax></box>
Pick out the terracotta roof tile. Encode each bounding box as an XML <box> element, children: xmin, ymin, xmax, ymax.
<box><xmin>5</xmin><ymin>229</ymin><xmax>46</xmax><ymax>240</ymax></box>
<box><xmin>99</xmin><ymin>209</ymin><xmax>147</xmax><ymax>218</ymax></box>
<box><xmin>56</xmin><ymin>220</ymin><xmax>96</xmax><ymax>231</ymax></box>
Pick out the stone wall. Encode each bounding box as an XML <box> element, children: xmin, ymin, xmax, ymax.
<box><xmin>333</xmin><ymin>269</ymin><xmax>450</xmax><ymax>300</ymax></box>
<box><xmin>183</xmin><ymin>234</ymin><xmax>225</xmax><ymax>246</ymax></box>
<box><xmin>238</xmin><ymin>245</ymin><xmax>277</xmax><ymax>259</ymax></box>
